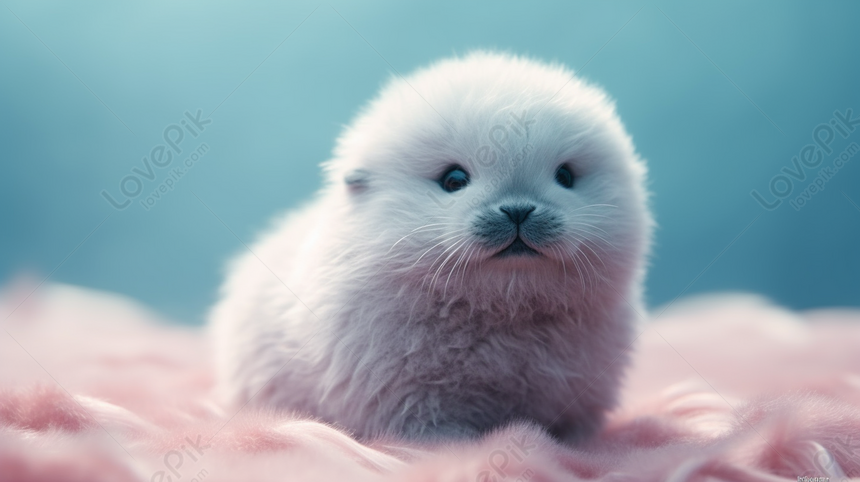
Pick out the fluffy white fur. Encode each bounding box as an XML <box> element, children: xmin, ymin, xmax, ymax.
<box><xmin>210</xmin><ymin>52</ymin><xmax>653</xmax><ymax>442</ymax></box>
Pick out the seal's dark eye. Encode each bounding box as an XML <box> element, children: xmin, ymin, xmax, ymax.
<box><xmin>440</xmin><ymin>166</ymin><xmax>469</xmax><ymax>193</ymax></box>
<box><xmin>555</xmin><ymin>165</ymin><xmax>574</xmax><ymax>189</ymax></box>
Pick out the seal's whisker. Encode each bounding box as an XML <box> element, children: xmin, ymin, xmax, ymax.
<box><xmin>552</xmin><ymin>245</ymin><xmax>568</xmax><ymax>283</ymax></box>
<box><xmin>577</xmin><ymin>240</ymin><xmax>609</xmax><ymax>272</ymax></box>
<box><xmin>445</xmin><ymin>240</ymin><xmax>475</xmax><ymax>295</ymax></box>
<box><xmin>411</xmin><ymin>231</ymin><xmax>469</xmax><ymax>267</ymax></box>
<box><xmin>568</xmin><ymin>203</ymin><xmax>618</xmax><ymax>213</ymax></box>
<box><xmin>569</xmin><ymin>225</ymin><xmax>617</xmax><ymax>250</ymax></box>
<box><xmin>457</xmin><ymin>243</ymin><xmax>478</xmax><ymax>288</ymax></box>
<box><xmin>428</xmin><ymin>237</ymin><xmax>469</xmax><ymax>293</ymax></box>
<box><xmin>561</xmin><ymin>240</ymin><xmax>589</xmax><ymax>295</ymax></box>
<box><xmin>390</xmin><ymin>227</ymin><xmax>469</xmax><ymax>255</ymax></box>
<box><xmin>559</xmin><ymin>233</ymin><xmax>611</xmax><ymax>297</ymax></box>
<box><xmin>568</xmin><ymin>221</ymin><xmax>611</xmax><ymax>237</ymax></box>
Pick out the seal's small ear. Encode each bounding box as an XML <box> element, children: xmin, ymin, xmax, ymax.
<box><xmin>344</xmin><ymin>169</ymin><xmax>371</xmax><ymax>193</ymax></box>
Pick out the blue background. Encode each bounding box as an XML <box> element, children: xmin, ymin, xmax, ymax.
<box><xmin>1</xmin><ymin>1</ymin><xmax>858</xmax><ymax>324</ymax></box>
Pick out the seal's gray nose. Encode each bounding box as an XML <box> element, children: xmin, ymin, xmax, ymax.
<box><xmin>499</xmin><ymin>204</ymin><xmax>536</xmax><ymax>225</ymax></box>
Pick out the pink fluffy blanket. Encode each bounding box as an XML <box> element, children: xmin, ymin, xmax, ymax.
<box><xmin>1</xmin><ymin>282</ymin><xmax>859</xmax><ymax>482</ymax></box>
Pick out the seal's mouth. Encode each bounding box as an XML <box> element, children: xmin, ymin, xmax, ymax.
<box><xmin>494</xmin><ymin>237</ymin><xmax>540</xmax><ymax>258</ymax></box>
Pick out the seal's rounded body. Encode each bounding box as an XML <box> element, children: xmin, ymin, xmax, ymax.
<box><xmin>211</xmin><ymin>52</ymin><xmax>652</xmax><ymax>442</ymax></box>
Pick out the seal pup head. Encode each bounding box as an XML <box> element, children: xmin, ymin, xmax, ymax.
<box><xmin>324</xmin><ymin>52</ymin><xmax>652</xmax><ymax>313</ymax></box>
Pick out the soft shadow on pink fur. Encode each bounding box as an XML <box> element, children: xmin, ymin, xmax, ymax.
<box><xmin>1</xmin><ymin>281</ymin><xmax>859</xmax><ymax>481</ymax></box>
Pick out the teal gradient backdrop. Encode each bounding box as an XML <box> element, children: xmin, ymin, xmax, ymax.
<box><xmin>1</xmin><ymin>1</ymin><xmax>858</xmax><ymax>323</ymax></box>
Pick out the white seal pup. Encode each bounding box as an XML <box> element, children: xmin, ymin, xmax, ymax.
<box><xmin>210</xmin><ymin>52</ymin><xmax>652</xmax><ymax>442</ymax></box>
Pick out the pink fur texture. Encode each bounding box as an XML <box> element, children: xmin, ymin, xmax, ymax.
<box><xmin>2</xmin><ymin>281</ymin><xmax>859</xmax><ymax>482</ymax></box>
